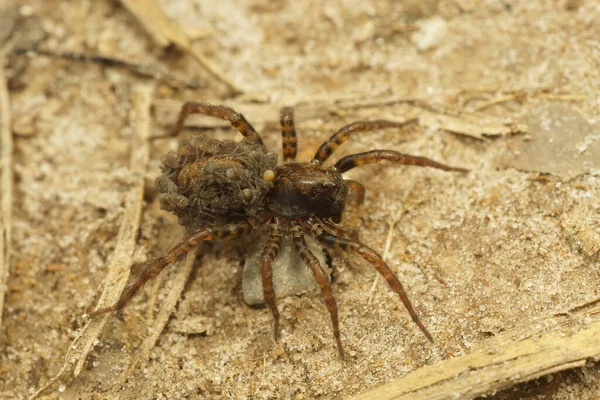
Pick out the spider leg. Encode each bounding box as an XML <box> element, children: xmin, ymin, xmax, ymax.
<box><xmin>90</xmin><ymin>220</ymin><xmax>256</xmax><ymax>316</ymax></box>
<box><xmin>344</xmin><ymin>179</ymin><xmax>365</xmax><ymax>205</ymax></box>
<box><xmin>154</xmin><ymin>102</ymin><xmax>263</xmax><ymax>144</ymax></box>
<box><xmin>320</xmin><ymin>218</ymin><xmax>359</xmax><ymax>241</ymax></box>
<box><xmin>260</xmin><ymin>221</ymin><xmax>284</xmax><ymax>340</ymax></box>
<box><xmin>313</xmin><ymin>118</ymin><xmax>418</xmax><ymax>163</ymax></box>
<box><xmin>280</xmin><ymin>107</ymin><xmax>298</xmax><ymax>162</ymax></box>
<box><xmin>304</xmin><ymin>217</ymin><xmax>434</xmax><ymax>343</ymax></box>
<box><xmin>291</xmin><ymin>222</ymin><xmax>344</xmax><ymax>359</ymax></box>
<box><xmin>335</xmin><ymin>150</ymin><xmax>469</xmax><ymax>174</ymax></box>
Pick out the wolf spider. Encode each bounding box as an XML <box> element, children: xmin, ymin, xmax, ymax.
<box><xmin>92</xmin><ymin>102</ymin><xmax>467</xmax><ymax>358</ymax></box>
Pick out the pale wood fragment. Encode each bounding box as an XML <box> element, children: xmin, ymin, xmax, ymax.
<box><xmin>0</xmin><ymin>62</ymin><xmax>13</xmax><ymax>330</ymax></box>
<box><xmin>353</xmin><ymin>299</ymin><xmax>600</xmax><ymax>400</ymax></box>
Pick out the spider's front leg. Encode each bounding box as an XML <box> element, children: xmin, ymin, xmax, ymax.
<box><xmin>304</xmin><ymin>217</ymin><xmax>434</xmax><ymax>343</ymax></box>
<box><xmin>260</xmin><ymin>219</ymin><xmax>285</xmax><ymax>339</ymax></box>
<box><xmin>335</xmin><ymin>150</ymin><xmax>469</xmax><ymax>174</ymax></box>
<box><xmin>90</xmin><ymin>220</ymin><xmax>256</xmax><ymax>316</ymax></box>
<box><xmin>291</xmin><ymin>222</ymin><xmax>344</xmax><ymax>359</ymax></box>
<box><xmin>314</xmin><ymin>119</ymin><xmax>418</xmax><ymax>163</ymax></box>
<box><xmin>320</xmin><ymin>218</ymin><xmax>359</xmax><ymax>241</ymax></box>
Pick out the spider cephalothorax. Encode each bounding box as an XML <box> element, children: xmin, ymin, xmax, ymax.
<box><xmin>93</xmin><ymin>103</ymin><xmax>467</xmax><ymax>358</ymax></box>
<box><xmin>268</xmin><ymin>162</ymin><xmax>348</xmax><ymax>221</ymax></box>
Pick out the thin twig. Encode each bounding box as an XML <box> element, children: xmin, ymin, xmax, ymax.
<box><xmin>352</xmin><ymin>298</ymin><xmax>600</xmax><ymax>400</ymax></box>
<box><xmin>187</xmin><ymin>48</ymin><xmax>243</xmax><ymax>96</ymax></box>
<box><xmin>119</xmin><ymin>0</ymin><xmax>244</xmax><ymax>95</ymax></box>
<box><xmin>0</xmin><ymin>59</ymin><xmax>13</xmax><ymax>330</ymax></box>
<box><xmin>12</xmin><ymin>47</ymin><xmax>200</xmax><ymax>89</ymax></box>
<box><xmin>32</xmin><ymin>85</ymin><xmax>152</xmax><ymax>398</ymax></box>
<box><xmin>474</xmin><ymin>94</ymin><xmax>520</xmax><ymax>111</ymax></box>
<box><xmin>267</xmin><ymin>93</ymin><xmax>530</xmax><ymax>139</ymax></box>
<box><xmin>474</xmin><ymin>92</ymin><xmax>587</xmax><ymax>112</ymax></box>
<box><xmin>366</xmin><ymin>210</ymin><xmax>402</xmax><ymax>305</ymax></box>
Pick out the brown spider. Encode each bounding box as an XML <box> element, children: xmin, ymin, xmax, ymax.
<box><xmin>92</xmin><ymin>103</ymin><xmax>467</xmax><ymax>358</ymax></box>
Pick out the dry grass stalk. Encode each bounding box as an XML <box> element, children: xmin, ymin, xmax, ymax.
<box><xmin>32</xmin><ymin>85</ymin><xmax>153</xmax><ymax>397</ymax></box>
<box><xmin>0</xmin><ymin>62</ymin><xmax>13</xmax><ymax>330</ymax></box>
<box><xmin>119</xmin><ymin>0</ymin><xmax>244</xmax><ymax>95</ymax></box>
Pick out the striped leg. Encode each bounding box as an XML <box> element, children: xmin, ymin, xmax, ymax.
<box><xmin>305</xmin><ymin>217</ymin><xmax>434</xmax><ymax>343</ymax></box>
<box><xmin>260</xmin><ymin>222</ymin><xmax>284</xmax><ymax>339</ymax></box>
<box><xmin>90</xmin><ymin>220</ymin><xmax>256</xmax><ymax>316</ymax></box>
<box><xmin>344</xmin><ymin>179</ymin><xmax>365</xmax><ymax>205</ymax></box>
<box><xmin>156</xmin><ymin>102</ymin><xmax>263</xmax><ymax>144</ymax></box>
<box><xmin>320</xmin><ymin>218</ymin><xmax>359</xmax><ymax>241</ymax></box>
<box><xmin>280</xmin><ymin>107</ymin><xmax>298</xmax><ymax>162</ymax></box>
<box><xmin>313</xmin><ymin>118</ymin><xmax>418</xmax><ymax>163</ymax></box>
<box><xmin>335</xmin><ymin>150</ymin><xmax>469</xmax><ymax>174</ymax></box>
<box><xmin>291</xmin><ymin>223</ymin><xmax>344</xmax><ymax>358</ymax></box>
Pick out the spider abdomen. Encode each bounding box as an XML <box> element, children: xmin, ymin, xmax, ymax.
<box><xmin>156</xmin><ymin>134</ymin><xmax>277</xmax><ymax>231</ymax></box>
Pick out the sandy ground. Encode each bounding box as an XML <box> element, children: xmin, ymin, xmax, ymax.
<box><xmin>1</xmin><ymin>0</ymin><xmax>600</xmax><ymax>399</ymax></box>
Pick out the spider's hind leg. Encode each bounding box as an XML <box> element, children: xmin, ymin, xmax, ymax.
<box><xmin>154</xmin><ymin>102</ymin><xmax>264</xmax><ymax>144</ymax></box>
<box><xmin>280</xmin><ymin>107</ymin><xmax>298</xmax><ymax>162</ymax></box>
<box><xmin>90</xmin><ymin>220</ymin><xmax>256</xmax><ymax>317</ymax></box>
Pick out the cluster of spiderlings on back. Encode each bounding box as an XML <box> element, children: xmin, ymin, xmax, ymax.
<box><xmin>155</xmin><ymin>134</ymin><xmax>278</xmax><ymax>231</ymax></box>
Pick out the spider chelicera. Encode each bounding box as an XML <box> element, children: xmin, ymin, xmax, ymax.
<box><xmin>92</xmin><ymin>102</ymin><xmax>467</xmax><ymax>358</ymax></box>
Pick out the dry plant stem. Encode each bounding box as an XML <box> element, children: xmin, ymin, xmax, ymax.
<box><xmin>12</xmin><ymin>47</ymin><xmax>199</xmax><ymax>89</ymax></box>
<box><xmin>31</xmin><ymin>85</ymin><xmax>152</xmax><ymax>398</ymax></box>
<box><xmin>298</xmin><ymin>93</ymin><xmax>527</xmax><ymax>139</ymax></box>
<box><xmin>468</xmin><ymin>90</ymin><xmax>587</xmax><ymax>111</ymax></box>
<box><xmin>188</xmin><ymin>49</ymin><xmax>243</xmax><ymax>96</ymax></box>
<box><xmin>474</xmin><ymin>94</ymin><xmax>519</xmax><ymax>111</ymax></box>
<box><xmin>0</xmin><ymin>62</ymin><xmax>13</xmax><ymax>330</ymax></box>
<box><xmin>367</xmin><ymin>211</ymin><xmax>401</xmax><ymax>305</ymax></box>
<box><xmin>118</xmin><ymin>0</ymin><xmax>190</xmax><ymax>49</ymax></box>
<box><xmin>352</xmin><ymin>299</ymin><xmax>600</xmax><ymax>400</ymax></box>
<box><xmin>536</xmin><ymin>93</ymin><xmax>587</xmax><ymax>101</ymax></box>
<box><xmin>119</xmin><ymin>0</ymin><xmax>243</xmax><ymax>95</ymax></box>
